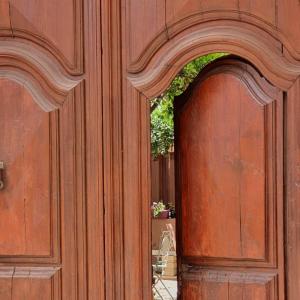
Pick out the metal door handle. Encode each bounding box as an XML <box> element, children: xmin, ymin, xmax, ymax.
<box><xmin>0</xmin><ymin>161</ymin><xmax>4</xmax><ymax>190</ymax></box>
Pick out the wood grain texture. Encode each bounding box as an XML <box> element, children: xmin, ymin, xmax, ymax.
<box><xmin>0</xmin><ymin>0</ymin><xmax>11</xmax><ymax>32</ymax></box>
<box><xmin>174</xmin><ymin>58</ymin><xmax>284</xmax><ymax>299</ymax></box>
<box><xmin>0</xmin><ymin>267</ymin><xmax>60</xmax><ymax>278</ymax></box>
<box><xmin>127</xmin><ymin>21</ymin><xmax>300</xmax><ymax>97</ymax></box>
<box><xmin>127</xmin><ymin>0</ymin><xmax>300</xmax><ymax>66</ymax></box>
<box><xmin>0</xmin><ymin>0</ymin><xmax>96</xmax><ymax>299</ymax></box>
<box><xmin>121</xmin><ymin>1</ymin><xmax>298</xmax><ymax>299</ymax></box>
<box><xmin>0</xmin><ymin>39</ymin><xmax>83</xmax><ymax>111</ymax></box>
<box><xmin>179</xmin><ymin>73</ymin><xmax>267</xmax><ymax>261</ymax></box>
<box><xmin>0</xmin><ymin>277</ymin><xmax>52</xmax><ymax>300</ymax></box>
<box><xmin>278</xmin><ymin>1</ymin><xmax>300</xmax><ymax>57</ymax></box>
<box><xmin>8</xmin><ymin>0</ymin><xmax>83</xmax><ymax>71</ymax></box>
<box><xmin>0</xmin><ymin>79</ymin><xmax>51</xmax><ymax>256</ymax></box>
<box><xmin>182</xmin><ymin>279</ymin><xmax>273</xmax><ymax>300</ymax></box>
<box><xmin>166</xmin><ymin>0</ymin><xmax>276</xmax><ymax>27</ymax></box>
<box><xmin>3</xmin><ymin>0</ymin><xmax>300</xmax><ymax>299</ymax></box>
<box><xmin>83</xmin><ymin>0</ymin><xmax>105</xmax><ymax>298</ymax></box>
<box><xmin>0</xmin><ymin>79</ymin><xmax>87</xmax><ymax>298</ymax></box>
<box><xmin>239</xmin><ymin>0</ymin><xmax>276</xmax><ymax>26</ymax></box>
<box><xmin>166</xmin><ymin>0</ymin><xmax>238</xmax><ymax>23</ymax></box>
<box><xmin>126</xmin><ymin>0</ymin><xmax>166</xmax><ymax>65</ymax></box>
<box><xmin>285</xmin><ymin>78</ymin><xmax>300</xmax><ymax>300</ymax></box>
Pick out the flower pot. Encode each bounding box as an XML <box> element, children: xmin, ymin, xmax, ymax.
<box><xmin>157</xmin><ymin>209</ymin><xmax>169</xmax><ymax>219</ymax></box>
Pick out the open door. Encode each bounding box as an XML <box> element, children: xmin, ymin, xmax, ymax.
<box><xmin>175</xmin><ymin>57</ymin><xmax>285</xmax><ymax>299</ymax></box>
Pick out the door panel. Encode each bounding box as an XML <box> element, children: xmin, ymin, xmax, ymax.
<box><xmin>0</xmin><ymin>79</ymin><xmax>52</xmax><ymax>256</ymax></box>
<box><xmin>175</xmin><ymin>57</ymin><xmax>284</xmax><ymax>299</ymax></box>
<box><xmin>0</xmin><ymin>75</ymin><xmax>84</xmax><ymax>298</ymax></box>
<box><xmin>182</xmin><ymin>278</ymin><xmax>275</xmax><ymax>300</ymax></box>
<box><xmin>0</xmin><ymin>278</ymin><xmax>52</xmax><ymax>300</ymax></box>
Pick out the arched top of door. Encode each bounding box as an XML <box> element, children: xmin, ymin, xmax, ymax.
<box><xmin>174</xmin><ymin>56</ymin><xmax>281</xmax><ymax>115</ymax></box>
<box><xmin>0</xmin><ymin>39</ymin><xmax>84</xmax><ymax>112</ymax></box>
<box><xmin>127</xmin><ymin>19</ymin><xmax>300</xmax><ymax>99</ymax></box>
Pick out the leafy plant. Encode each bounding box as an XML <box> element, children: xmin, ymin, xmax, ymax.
<box><xmin>152</xmin><ymin>201</ymin><xmax>166</xmax><ymax>218</ymax></box>
<box><xmin>151</xmin><ymin>53</ymin><xmax>227</xmax><ymax>158</ymax></box>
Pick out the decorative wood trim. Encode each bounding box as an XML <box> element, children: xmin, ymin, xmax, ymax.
<box><xmin>0</xmin><ymin>266</ymin><xmax>61</xmax><ymax>279</ymax></box>
<box><xmin>285</xmin><ymin>78</ymin><xmax>300</xmax><ymax>299</ymax></box>
<box><xmin>0</xmin><ymin>39</ymin><xmax>83</xmax><ymax>112</ymax></box>
<box><xmin>127</xmin><ymin>10</ymin><xmax>300</xmax><ymax>69</ymax></box>
<box><xmin>165</xmin><ymin>10</ymin><xmax>300</xmax><ymax>62</ymax></box>
<box><xmin>182</xmin><ymin>266</ymin><xmax>277</xmax><ymax>285</ymax></box>
<box><xmin>101</xmin><ymin>0</ymin><xmax>125</xmax><ymax>299</ymax></box>
<box><xmin>175</xmin><ymin>57</ymin><xmax>279</xmax><ymax>113</ymax></box>
<box><xmin>83</xmin><ymin>0</ymin><xmax>105</xmax><ymax>298</ymax></box>
<box><xmin>127</xmin><ymin>22</ymin><xmax>300</xmax><ymax>98</ymax></box>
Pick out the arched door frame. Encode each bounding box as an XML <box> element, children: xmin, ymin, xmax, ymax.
<box><xmin>123</xmin><ymin>18</ymin><xmax>300</xmax><ymax>299</ymax></box>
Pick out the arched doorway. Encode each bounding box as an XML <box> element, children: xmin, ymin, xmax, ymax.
<box><xmin>125</xmin><ymin>20</ymin><xmax>300</xmax><ymax>300</ymax></box>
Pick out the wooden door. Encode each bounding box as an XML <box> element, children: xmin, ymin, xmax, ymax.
<box><xmin>175</xmin><ymin>57</ymin><xmax>285</xmax><ymax>299</ymax></box>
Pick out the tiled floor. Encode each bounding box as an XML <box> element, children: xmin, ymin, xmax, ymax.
<box><xmin>153</xmin><ymin>279</ymin><xmax>177</xmax><ymax>300</ymax></box>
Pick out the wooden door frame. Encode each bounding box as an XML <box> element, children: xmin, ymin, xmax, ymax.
<box><xmin>121</xmin><ymin>17</ymin><xmax>300</xmax><ymax>299</ymax></box>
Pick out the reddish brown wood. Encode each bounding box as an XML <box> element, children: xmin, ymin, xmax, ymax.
<box><xmin>0</xmin><ymin>79</ymin><xmax>51</xmax><ymax>256</ymax></box>
<box><xmin>175</xmin><ymin>58</ymin><xmax>284</xmax><ymax>299</ymax></box>
<box><xmin>285</xmin><ymin>78</ymin><xmax>300</xmax><ymax>300</ymax></box>
<box><xmin>2</xmin><ymin>0</ymin><xmax>300</xmax><ymax>299</ymax></box>
<box><xmin>0</xmin><ymin>0</ymin><xmax>11</xmax><ymax>31</ymax></box>
<box><xmin>8</xmin><ymin>0</ymin><xmax>83</xmax><ymax>71</ymax></box>
<box><xmin>122</xmin><ymin>1</ymin><xmax>300</xmax><ymax>299</ymax></box>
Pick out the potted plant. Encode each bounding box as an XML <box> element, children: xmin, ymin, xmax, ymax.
<box><xmin>152</xmin><ymin>201</ymin><xmax>169</xmax><ymax>219</ymax></box>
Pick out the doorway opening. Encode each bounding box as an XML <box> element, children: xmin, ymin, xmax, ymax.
<box><xmin>150</xmin><ymin>53</ymin><xmax>228</xmax><ymax>300</ymax></box>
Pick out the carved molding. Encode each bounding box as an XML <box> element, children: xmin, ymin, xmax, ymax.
<box><xmin>0</xmin><ymin>266</ymin><xmax>61</xmax><ymax>279</ymax></box>
<box><xmin>0</xmin><ymin>39</ymin><xmax>83</xmax><ymax>112</ymax></box>
<box><xmin>165</xmin><ymin>10</ymin><xmax>300</xmax><ymax>61</ymax></box>
<box><xmin>127</xmin><ymin>22</ymin><xmax>300</xmax><ymax>98</ymax></box>
<box><xmin>176</xmin><ymin>57</ymin><xmax>279</xmax><ymax>108</ymax></box>
<box><xmin>182</xmin><ymin>267</ymin><xmax>277</xmax><ymax>284</ymax></box>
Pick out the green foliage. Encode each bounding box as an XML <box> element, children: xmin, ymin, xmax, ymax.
<box><xmin>151</xmin><ymin>53</ymin><xmax>227</xmax><ymax>158</ymax></box>
<box><xmin>152</xmin><ymin>201</ymin><xmax>166</xmax><ymax>218</ymax></box>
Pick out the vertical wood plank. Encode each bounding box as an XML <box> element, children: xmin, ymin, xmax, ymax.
<box><xmin>286</xmin><ymin>78</ymin><xmax>300</xmax><ymax>300</ymax></box>
<box><xmin>83</xmin><ymin>0</ymin><xmax>105</xmax><ymax>298</ymax></box>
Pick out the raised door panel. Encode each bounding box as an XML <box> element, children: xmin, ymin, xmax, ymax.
<box><xmin>0</xmin><ymin>77</ymin><xmax>86</xmax><ymax>299</ymax></box>
<box><xmin>175</xmin><ymin>58</ymin><xmax>284</xmax><ymax>299</ymax></box>
<box><xmin>0</xmin><ymin>278</ymin><xmax>52</xmax><ymax>300</ymax></box>
<box><xmin>0</xmin><ymin>79</ymin><xmax>58</xmax><ymax>258</ymax></box>
<box><xmin>179</xmin><ymin>73</ymin><xmax>275</xmax><ymax>266</ymax></box>
<box><xmin>182</xmin><ymin>276</ymin><xmax>276</xmax><ymax>300</ymax></box>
